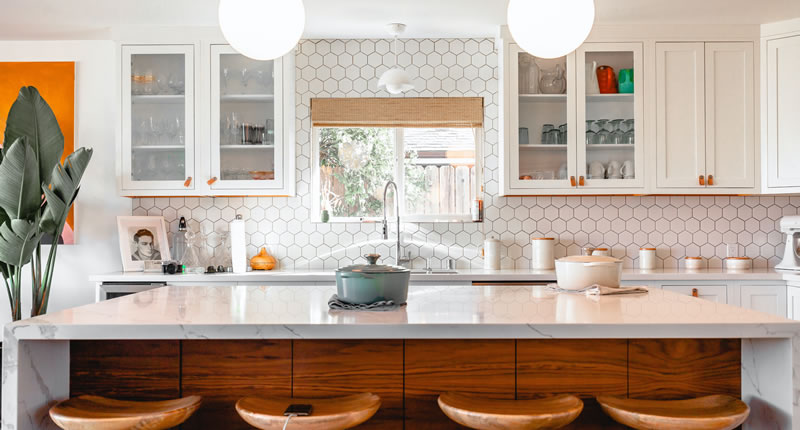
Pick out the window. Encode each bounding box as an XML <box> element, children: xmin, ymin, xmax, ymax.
<box><xmin>311</xmin><ymin>97</ymin><xmax>484</xmax><ymax>222</ymax></box>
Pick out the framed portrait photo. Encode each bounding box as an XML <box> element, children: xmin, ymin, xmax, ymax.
<box><xmin>117</xmin><ymin>216</ymin><xmax>171</xmax><ymax>272</ymax></box>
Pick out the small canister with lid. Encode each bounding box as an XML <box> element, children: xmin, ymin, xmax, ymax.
<box><xmin>684</xmin><ymin>256</ymin><xmax>704</xmax><ymax>270</ymax></box>
<box><xmin>591</xmin><ymin>247</ymin><xmax>609</xmax><ymax>257</ymax></box>
<box><xmin>531</xmin><ymin>237</ymin><xmax>555</xmax><ymax>270</ymax></box>
<box><xmin>639</xmin><ymin>247</ymin><xmax>657</xmax><ymax>270</ymax></box>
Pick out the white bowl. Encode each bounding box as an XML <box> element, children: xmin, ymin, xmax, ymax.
<box><xmin>555</xmin><ymin>255</ymin><xmax>623</xmax><ymax>290</ymax></box>
<box><xmin>726</xmin><ymin>257</ymin><xmax>752</xmax><ymax>271</ymax></box>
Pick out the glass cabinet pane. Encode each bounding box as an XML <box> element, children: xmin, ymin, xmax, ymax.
<box><xmin>129</xmin><ymin>53</ymin><xmax>187</xmax><ymax>182</ymax></box>
<box><xmin>517</xmin><ymin>52</ymin><xmax>570</xmax><ymax>184</ymax></box>
<box><xmin>581</xmin><ymin>48</ymin><xmax>640</xmax><ymax>184</ymax></box>
<box><xmin>214</xmin><ymin>49</ymin><xmax>277</xmax><ymax>184</ymax></box>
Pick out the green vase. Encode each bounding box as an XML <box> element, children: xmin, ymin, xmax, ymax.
<box><xmin>321</xmin><ymin>210</ymin><xmax>330</xmax><ymax>223</ymax></box>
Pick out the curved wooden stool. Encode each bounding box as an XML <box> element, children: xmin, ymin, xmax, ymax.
<box><xmin>437</xmin><ymin>392</ymin><xmax>583</xmax><ymax>430</ymax></box>
<box><xmin>49</xmin><ymin>395</ymin><xmax>202</xmax><ymax>430</ymax></box>
<box><xmin>596</xmin><ymin>394</ymin><xmax>750</xmax><ymax>430</ymax></box>
<box><xmin>235</xmin><ymin>392</ymin><xmax>380</xmax><ymax>430</ymax></box>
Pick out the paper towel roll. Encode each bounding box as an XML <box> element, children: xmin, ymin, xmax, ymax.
<box><xmin>230</xmin><ymin>215</ymin><xmax>247</xmax><ymax>273</ymax></box>
<box><xmin>484</xmin><ymin>238</ymin><xmax>501</xmax><ymax>270</ymax></box>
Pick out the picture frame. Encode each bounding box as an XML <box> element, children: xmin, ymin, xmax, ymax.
<box><xmin>116</xmin><ymin>216</ymin><xmax>171</xmax><ymax>272</ymax></box>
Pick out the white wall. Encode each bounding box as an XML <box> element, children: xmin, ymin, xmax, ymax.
<box><xmin>0</xmin><ymin>40</ymin><xmax>127</xmax><ymax>323</ymax></box>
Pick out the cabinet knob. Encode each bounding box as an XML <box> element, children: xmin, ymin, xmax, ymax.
<box><xmin>183</xmin><ymin>177</ymin><xmax>192</xmax><ymax>187</ymax></box>
<box><xmin>579</xmin><ymin>176</ymin><xmax>585</xmax><ymax>186</ymax></box>
<box><xmin>692</xmin><ymin>288</ymin><xmax>699</xmax><ymax>298</ymax></box>
<box><xmin>708</xmin><ymin>175</ymin><xmax>714</xmax><ymax>186</ymax></box>
<box><xmin>207</xmin><ymin>177</ymin><xmax>218</xmax><ymax>185</ymax></box>
<box><xmin>570</xmin><ymin>176</ymin><xmax>576</xmax><ymax>187</ymax></box>
<box><xmin>699</xmin><ymin>175</ymin><xmax>705</xmax><ymax>186</ymax></box>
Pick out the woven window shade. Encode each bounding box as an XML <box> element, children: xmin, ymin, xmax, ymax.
<box><xmin>311</xmin><ymin>97</ymin><xmax>484</xmax><ymax>128</ymax></box>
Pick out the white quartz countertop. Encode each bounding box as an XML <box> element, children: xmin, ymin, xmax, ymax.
<box><xmin>89</xmin><ymin>267</ymin><xmax>785</xmax><ymax>283</ymax></box>
<box><xmin>7</xmin><ymin>284</ymin><xmax>799</xmax><ymax>341</ymax></box>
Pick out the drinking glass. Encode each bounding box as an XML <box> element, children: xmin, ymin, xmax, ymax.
<box><xmin>585</xmin><ymin>120</ymin><xmax>596</xmax><ymax>145</ymax></box>
<box><xmin>623</xmin><ymin>119</ymin><xmax>635</xmax><ymax>145</ymax></box>
<box><xmin>241</xmin><ymin>67</ymin><xmax>250</xmax><ymax>87</ymax></box>
<box><xmin>609</xmin><ymin>119</ymin><xmax>624</xmax><ymax>145</ymax></box>
<box><xmin>541</xmin><ymin>124</ymin><xmax>554</xmax><ymax>145</ymax></box>
<box><xmin>592</xmin><ymin>119</ymin><xmax>609</xmax><ymax>145</ymax></box>
<box><xmin>558</xmin><ymin>124</ymin><xmax>567</xmax><ymax>145</ymax></box>
<box><xmin>547</xmin><ymin>128</ymin><xmax>560</xmax><ymax>146</ymax></box>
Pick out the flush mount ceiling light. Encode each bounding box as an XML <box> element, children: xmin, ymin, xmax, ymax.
<box><xmin>378</xmin><ymin>23</ymin><xmax>415</xmax><ymax>95</ymax></box>
<box><xmin>507</xmin><ymin>0</ymin><xmax>595</xmax><ymax>59</ymax></box>
<box><xmin>218</xmin><ymin>0</ymin><xmax>305</xmax><ymax>61</ymax></box>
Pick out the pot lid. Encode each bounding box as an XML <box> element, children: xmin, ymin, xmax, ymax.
<box><xmin>557</xmin><ymin>255</ymin><xmax>621</xmax><ymax>263</ymax></box>
<box><xmin>337</xmin><ymin>254</ymin><xmax>410</xmax><ymax>273</ymax></box>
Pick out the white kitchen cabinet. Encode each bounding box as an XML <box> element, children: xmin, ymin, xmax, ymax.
<box><xmin>661</xmin><ymin>284</ymin><xmax>727</xmax><ymax>303</ymax></box>
<box><xmin>788</xmin><ymin>285</ymin><xmax>800</xmax><ymax>320</ymax></box>
<box><xmin>764</xmin><ymin>34</ymin><xmax>800</xmax><ymax>192</ymax></box>
<box><xmin>740</xmin><ymin>285</ymin><xmax>787</xmax><ymax>317</ymax></box>
<box><xmin>655</xmin><ymin>42</ymin><xmax>755</xmax><ymax>193</ymax></box>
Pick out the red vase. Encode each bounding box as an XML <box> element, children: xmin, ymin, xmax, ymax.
<box><xmin>596</xmin><ymin>65</ymin><xmax>618</xmax><ymax>94</ymax></box>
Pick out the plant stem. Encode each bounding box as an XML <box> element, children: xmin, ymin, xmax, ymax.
<box><xmin>36</xmin><ymin>218</ymin><xmax>64</xmax><ymax>317</ymax></box>
<box><xmin>2</xmin><ymin>274</ymin><xmax>12</xmax><ymax>319</ymax></box>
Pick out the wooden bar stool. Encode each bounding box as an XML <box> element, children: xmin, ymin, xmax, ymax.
<box><xmin>49</xmin><ymin>395</ymin><xmax>202</xmax><ymax>430</ymax></box>
<box><xmin>437</xmin><ymin>392</ymin><xmax>583</xmax><ymax>430</ymax></box>
<box><xmin>596</xmin><ymin>394</ymin><xmax>750</xmax><ymax>430</ymax></box>
<box><xmin>235</xmin><ymin>392</ymin><xmax>380</xmax><ymax>430</ymax></box>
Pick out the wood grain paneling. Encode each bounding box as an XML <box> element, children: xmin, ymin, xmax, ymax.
<box><xmin>70</xmin><ymin>340</ymin><xmax>179</xmax><ymax>401</ymax></box>
<box><xmin>405</xmin><ymin>340</ymin><xmax>515</xmax><ymax>429</ymax></box>
<box><xmin>293</xmin><ymin>340</ymin><xmax>402</xmax><ymax>429</ymax></box>
<box><xmin>181</xmin><ymin>340</ymin><xmax>291</xmax><ymax>430</ymax></box>
<box><xmin>629</xmin><ymin>339</ymin><xmax>741</xmax><ymax>400</ymax></box>
<box><xmin>517</xmin><ymin>339</ymin><xmax>628</xmax><ymax>429</ymax></box>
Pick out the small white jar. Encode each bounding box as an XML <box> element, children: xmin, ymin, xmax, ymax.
<box><xmin>592</xmin><ymin>247</ymin><xmax>609</xmax><ymax>257</ymax></box>
<box><xmin>684</xmin><ymin>256</ymin><xmax>704</xmax><ymax>270</ymax></box>
<box><xmin>726</xmin><ymin>257</ymin><xmax>752</xmax><ymax>271</ymax></box>
<box><xmin>639</xmin><ymin>248</ymin><xmax>657</xmax><ymax>270</ymax></box>
<box><xmin>531</xmin><ymin>237</ymin><xmax>555</xmax><ymax>270</ymax></box>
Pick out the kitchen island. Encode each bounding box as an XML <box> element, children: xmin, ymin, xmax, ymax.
<box><xmin>4</xmin><ymin>284</ymin><xmax>800</xmax><ymax>429</ymax></box>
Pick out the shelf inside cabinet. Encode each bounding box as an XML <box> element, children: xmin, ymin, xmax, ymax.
<box><xmin>131</xmin><ymin>95</ymin><xmax>185</xmax><ymax>104</ymax></box>
<box><xmin>220</xmin><ymin>144</ymin><xmax>275</xmax><ymax>150</ymax></box>
<box><xmin>585</xmin><ymin>144</ymin><xmax>635</xmax><ymax>150</ymax></box>
<box><xmin>519</xmin><ymin>144</ymin><xmax>568</xmax><ymax>150</ymax></box>
<box><xmin>220</xmin><ymin>94</ymin><xmax>274</xmax><ymax>103</ymax></box>
<box><xmin>519</xmin><ymin>94</ymin><xmax>567</xmax><ymax>103</ymax></box>
<box><xmin>586</xmin><ymin>93</ymin><xmax>633</xmax><ymax>102</ymax></box>
<box><xmin>132</xmin><ymin>145</ymin><xmax>185</xmax><ymax>151</ymax></box>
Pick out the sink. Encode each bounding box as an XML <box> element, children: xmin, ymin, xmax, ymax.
<box><xmin>410</xmin><ymin>269</ymin><xmax>459</xmax><ymax>274</ymax></box>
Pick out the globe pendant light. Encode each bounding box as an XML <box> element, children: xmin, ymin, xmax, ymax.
<box><xmin>378</xmin><ymin>23</ymin><xmax>414</xmax><ymax>95</ymax></box>
<box><xmin>507</xmin><ymin>0</ymin><xmax>595</xmax><ymax>59</ymax></box>
<box><xmin>218</xmin><ymin>0</ymin><xmax>305</xmax><ymax>61</ymax></box>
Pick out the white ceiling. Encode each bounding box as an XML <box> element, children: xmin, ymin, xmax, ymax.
<box><xmin>1</xmin><ymin>0</ymin><xmax>799</xmax><ymax>40</ymax></box>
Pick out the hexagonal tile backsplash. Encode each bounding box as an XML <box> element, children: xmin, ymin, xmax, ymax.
<box><xmin>133</xmin><ymin>38</ymin><xmax>798</xmax><ymax>270</ymax></box>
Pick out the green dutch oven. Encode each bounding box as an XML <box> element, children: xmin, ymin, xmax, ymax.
<box><xmin>335</xmin><ymin>254</ymin><xmax>410</xmax><ymax>304</ymax></box>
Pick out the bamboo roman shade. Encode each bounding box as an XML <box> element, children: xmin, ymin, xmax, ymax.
<box><xmin>311</xmin><ymin>97</ymin><xmax>484</xmax><ymax>128</ymax></box>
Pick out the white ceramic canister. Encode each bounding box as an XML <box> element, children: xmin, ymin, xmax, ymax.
<box><xmin>684</xmin><ymin>256</ymin><xmax>704</xmax><ymax>270</ymax></box>
<box><xmin>639</xmin><ymin>247</ymin><xmax>657</xmax><ymax>270</ymax></box>
<box><xmin>484</xmin><ymin>238</ymin><xmax>502</xmax><ymax>270</ymax></box>
<box><xmin>726</xmin><ymin>257</ymin><xmax>752</xmax><ymax>271</ymax></box>
<box><xmin>591</xmin><ymin>247</ymin><xmax>609</xmax><ymax>257</ymax></box>
<box><xmin>531</xmin><ymin>237</ymin><xmax>555</xmax><ymax>270</ymax></box>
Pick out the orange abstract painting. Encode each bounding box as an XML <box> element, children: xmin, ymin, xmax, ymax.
<box><xmin>0</xmin><ymin>62</ymin><xmax>76</xmax><ymax>244</ymax></box>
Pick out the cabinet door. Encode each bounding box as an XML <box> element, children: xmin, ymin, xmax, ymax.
<box><xmin>662</xmin><ymin>285</ymin><xmax>726</xmax><ymax>303</ymax></box>
<box><xmin>787</xmin><ymin>286</ymin><xmax>800</xmax><ymax>320</ymax></box>
<box><xmin>506</xmin><ymin>43</ymin><xmax>577</xmax><ymax>192</ymax></box>
<box><xmin>121</xmin><ymin>45</ymin><xmax>195</xmax><ymax>192</ymax></box>
<box><xmin>740</xmin><ymin>285</ymin><xmax>786</xmax><ymax>317</ymax></box>
<box><xmin>766</xmin><ymin>35</ymin><xmax>800</xmax><ymax>189</ymax></box>
<box><xmin>210</xmin><ymin>45</ymin><xmax>293</xmax><ymax>194</ymax></box>
<box><xmin>705</xmin><ymin>43</ymin><xmax>755</xmax><ymax>189</ymax></box>
<box><xmin>576</xmin><ymin>43</ymin><xmax>644</xmax><ymax>190</ymax></box>
<box><xmin>655</xmin><ymin>43</ymin><xmax>706</xmax><ymax>189</ymax></box>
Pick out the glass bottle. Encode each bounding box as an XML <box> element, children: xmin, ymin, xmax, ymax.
<box><xmin>171</xmin><ymin>217</ymin><xmax>188</xmax><ymax>264</ymax></box>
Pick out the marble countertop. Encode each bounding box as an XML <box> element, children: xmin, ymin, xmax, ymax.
<box><xmin>89</xmin><ymin>267</ymin><xmax>786</xmax><ymax>283</ymax></box>
<box><xmin>7</xmin><ymin>284</ymin><xmax>799</xmax><ymax>341</ymax></box>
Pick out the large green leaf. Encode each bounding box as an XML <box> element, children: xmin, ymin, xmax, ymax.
<box><xmin>3</xmin><ymin>86</ymin><xmax>64</xmax><ymax>185</ymax></box>
<box><xmin>0</xmin><ymin>219</ymin><xmax>40</xmax><ymax>267</ymax></box>
<box><xmin>40</xmin><ymin>148</ymin><xmax>92</xmax><ymax>235</ymax></box>
<box><xmin>0</xmin><ymin>138</ymin><xmax>40</xmax><ymax>220</ymax></box>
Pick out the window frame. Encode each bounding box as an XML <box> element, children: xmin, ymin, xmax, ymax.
<box><xmin>311</xmin><ymin>126</ymin><xmax>483</xmax><ymax>223</ymax></box>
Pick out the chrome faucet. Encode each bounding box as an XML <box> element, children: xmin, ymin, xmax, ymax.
<box><xmin>382</xmin><ymin>181</ymin><xmax>406</xmax><ymax>266</ymax></box>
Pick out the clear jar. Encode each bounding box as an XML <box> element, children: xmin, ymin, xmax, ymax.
<box><xmin>531</xmin><ymin>237</ymin><xmax>555</xmax><ymax>270</ymax></box>
<box><xmin>639</xmin><ymin>247</ymin><xmax>656</xmax><ymax>270</ymax></box>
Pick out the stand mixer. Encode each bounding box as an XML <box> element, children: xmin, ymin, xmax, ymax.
<box><xmin>776</xmin><ymin>216</ymin><xmax>800</xmax><ymax>271</ymax></box>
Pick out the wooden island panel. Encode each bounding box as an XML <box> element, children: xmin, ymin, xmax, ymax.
<box><xmin>628</xmin><ymin>339</ymin><xmax>741</xmax><ymax>400</ymax></box>
<box><xmin>180</xmin><ymin>340</ymin><xmax>291</xmax><ymax>430</ymax></box>
<box><xmin>404</xmin><ymin>339</ymin><xmax>516</xmax><ymax>429</ymax></box>
<box><xmin>293</xmin><ymin>340</ymin><xmax>403</xmax><ymax>429</ymax></box>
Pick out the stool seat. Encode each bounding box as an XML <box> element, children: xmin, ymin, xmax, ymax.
<box><xmin>596</xmin><ymin>395</ymin><xmax>750</xmax><ymax>430</ymax></box>
<box><xmin>235</xmin><ymin>392</ymin><xmax>381</xmax><ymax>430</ymax></box>
<box><xmin>49</xmin><ymin>395</ymin><xmax>202</xmax><ymax>430</ymax></box>
<box><xmin>437</xmin><ymin>392</ymin><xmax>583</xmax><ymax>430</ymax></box>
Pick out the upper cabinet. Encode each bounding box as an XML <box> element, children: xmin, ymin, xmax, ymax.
<box><xmin>501</xmin><ymin>41</ymin><xmax>645</xmax><ymax>195</ymax></box>
<box><xmin>763</xmin><ymin>34</ymin><xmax>800</xmax><ymax>193</ymax></box>
<box><xmin>654</xmin><ymin>42</ymin><xmax>755</xmax><ymax>193</ymax></box>
<box><xmin>119</xmin><ymin>42</ymin><xmax>295</xmax><ymax>197</ymax></box>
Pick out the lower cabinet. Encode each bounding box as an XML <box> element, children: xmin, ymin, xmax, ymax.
<box><xmin>660</xmin><ymin>283</ymin><xmax>787</xmax><ymax>318</ymax></box>
<box><xmin>787</xmin><ymin>285</ymin><xmax>800</xmax><ymax>320</ymax></box>
<box><xmin>740</xmin><ymin>285</ymin><xmax>787</xmax><ymax>318</ymax></box>
<box><xmin>661</xmin><ymin>284</ymin><xmax>727</xmax><ymax>303</ymax></box>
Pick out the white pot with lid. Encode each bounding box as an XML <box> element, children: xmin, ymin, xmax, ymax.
<box><xmin>555</xmin><ymin>255</ymin><xmax>623</xmax><ymax>290</ymax></box>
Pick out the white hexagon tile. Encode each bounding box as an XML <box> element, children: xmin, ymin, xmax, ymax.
<box><xmin>133</xmin><ymin>38</ymin><xmax>800</xmax><ymax>270</ymax></box>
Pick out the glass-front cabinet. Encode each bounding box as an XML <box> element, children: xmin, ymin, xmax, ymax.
<box><xmin>210</xmin><ymin>45</ymin><xmax>289</xmax><ymax>192</ymax></box>
<box><xmin>501</xmin><ymin>41</ymin><xmax>644</xmax><ymax>195</ymax></box>
<box><xmin>121</xmin><ymin>45</ymin><xmax>195</xmax><ymax>191</ymax></box>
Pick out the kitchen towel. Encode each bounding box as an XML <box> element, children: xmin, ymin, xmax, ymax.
<box><xmin>328</xmin><ymin>294</ymin><xmax>406</xmax><ymax>311</ymax></box>
<box><xmin>547</xmin><ymin>283</ymin><xmax>648</xmax><ymax>296</ymax></box>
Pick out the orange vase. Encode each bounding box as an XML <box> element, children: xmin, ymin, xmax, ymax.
<box><xmin>250</xmin><ymin>247</ymin><xmax>276</xmax><ymax>270</ymax></box>
<box><xmin>596</xmin><ymin>65</ymin><xmax>618</xmax><ymax>94</ymax></box>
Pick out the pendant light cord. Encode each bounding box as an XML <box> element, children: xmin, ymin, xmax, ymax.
<box><xmin>393</xmin><ymin>35</ymin><xmax>399</xmax><ymax>67</ymax></box>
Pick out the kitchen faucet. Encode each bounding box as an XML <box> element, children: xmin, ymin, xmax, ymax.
<box><xmin>382</xmin><ymin>181</ymin><xmax>407</xmax><ymax>266</ymax></box>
